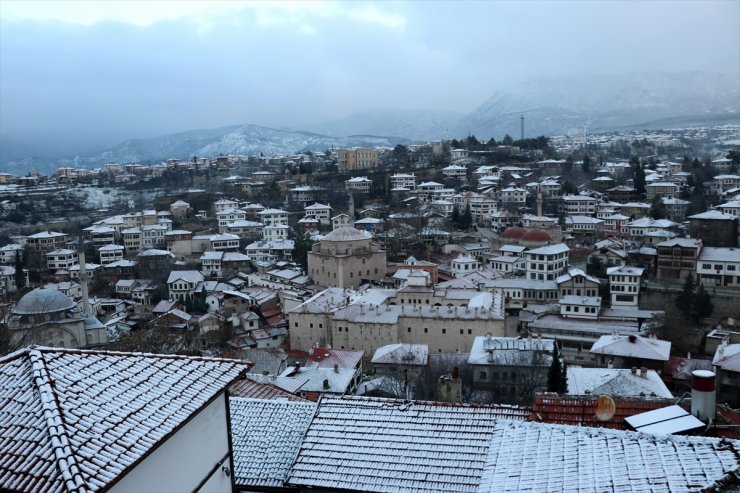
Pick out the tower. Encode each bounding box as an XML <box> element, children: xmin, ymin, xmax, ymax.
<box><xmin>520</xmin><ymin>114</ymin><xmax>525</xmax><ymax>141</ymax></box>
<box><xmin>78</xmin><ymin>237</ymin><xmax>91</xmax><ymax>316</ymax></box>
<box><xmin>536</xmin><ymin>191</ymin><xmax>543</xmax><ymax>217</ymax></box>
<box><xmin>348</xmin><ymin>193</ymin><xmax>355</xmax><ymax>222</ymax></box>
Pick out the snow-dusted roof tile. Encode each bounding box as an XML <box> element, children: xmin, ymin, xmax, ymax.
<box><xmin>477</xmin><ymin>420</ymin><xmax>740</xmax><ymax>493</ymax></box>
<box><xmin>230</xmin><ymin>398</ymin><xmax>316</xmax><ymax>489</ymax></box>
<box><xmin>287</xmin><ymin>396</ymin><xmax>529</xmax><ymax>493</ymax></box>
<box><xmin>0</xmin><ymin>347</ymin><xmax>249</xmax><ymax>493</ymax></box>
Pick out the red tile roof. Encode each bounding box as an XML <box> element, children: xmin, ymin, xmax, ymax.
<box><xmin>306</xmin><ymin>347</ymin><xmax>364</xmax><ymax>369</ymax></box>
<box><xmin>530</xmin><ymin>392</ymin><xmax>675</xmax><ymax>430</ymax></box>
<box><xmin>229</xmin><ymin>379</ymin><xmax>308</xmax><ymax>402</ymax></box>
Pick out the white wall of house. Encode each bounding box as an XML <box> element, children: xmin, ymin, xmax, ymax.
<box><xmin>109</xmin><ymin>394</ymin><xmax>232</xmax><ymax>493</ymax></box>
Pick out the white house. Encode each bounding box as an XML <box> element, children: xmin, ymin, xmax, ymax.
<box><xmin>304</xmin><ymin>203</ymin><xmax>332</xmax><ymax>224</ymax></box>
<box><xmin>390</xmin><ymin>173</ymin><xmax>416</xmax><ymax>190</ymax></box>
<box><xmin>98</xmin><ymin>244</ymin><xmax>124</xmax><ymax>265</ymax></box>
<box><xmin>167</xmin><ymin>270</ymin><xmax>205</xmax><ymax>301</ymax></box>
<box><xmin>46</xmin><ymin>248</ymin><xmax>78</xmax><ymax>271</ymax></box>
<box><xmin>696</xmin><ymin>247</ymin><xmax>740</xmax><ymax>288</ymax></box>
<box><xmin>259</xmin><ymin>208</ymin><xmax>289</xmax><ymax>226</ymax></box>
<box><xmin>345</xmin><ymin>176</ymin><xmax>373</xmax><ymax>193</ymax></box>
<box><xmin>524</xmin><ymin>243</ymin><xmax>570</xmax><ymax>281</ymax></box>
<box><xmin>607</xmin><ymin>265</ymin><xmax>644</xmax><ymax>308</ymax></box>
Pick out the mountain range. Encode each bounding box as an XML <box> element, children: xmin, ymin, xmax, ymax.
<box><xmin>2</xmin><ymin>71</ymin><xmax>738</xmax><ymax>174</ymax></box>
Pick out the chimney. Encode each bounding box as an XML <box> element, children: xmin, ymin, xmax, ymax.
<box><xmin>628</xmin><ymin>335</ymin><xmax>637</xmax><ymax>343</ymax></box>
<box><xmin>334</xmin><ymin>363</ymin><xmax>339</xmax><ymax>373</ymax></box>
<box><xmin>639</xmin><ymin>367</ymin><xmax>648</xmax><ymax>378</ymax></box>
<box><xmin>323</xmin><ymin>378</ymin><xmax>330</xmax><ymax>389</ymax></box>
<box><xmin>691</xmin><ymin>370</ymin><xmax>716</xmax><ymax>421</ymax></box>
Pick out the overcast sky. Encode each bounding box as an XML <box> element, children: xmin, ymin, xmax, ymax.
<box><xmin>1</xmin><ymin>0</ymin><xmax>738</xmax><ymax>155</ymax></box>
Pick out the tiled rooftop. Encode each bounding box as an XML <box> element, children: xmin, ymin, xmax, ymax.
<box><xmin>0</xmin><ymin>346</ymin><xmax>249</xmax><ymax>493</ymax></box>
<box><xmin>287</xmin><ymin>396</ymin><xmax>529</xmax><ymax>493</ymax></box>
<box><xmin>478</xmin><ymin>420</ymin><xmax>740</xmax><ymax>493</ymax></box>
<box><xmin>230</xmin><ymin>398</ymin><xmax>316</xmax><ymax>489</ymax></box>
<box><xmin>530</xmin><ymin>393</ymin><xmax>675</xmax><ymax>430</ymax></box>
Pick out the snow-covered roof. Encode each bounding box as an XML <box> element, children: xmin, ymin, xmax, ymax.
<box><xmin>566</xmin><ymin>367</ymin><xmax>672</xmax><ymax>398</ymax></box>
<box><xmin>322</xmin><ymin>226</ymin><xmax>372</xmax><ymax>242</ymax></box>
<box><xmin>556</xmin><ymin>268</ymin><xmax>600</xmax><ymax>285</ymax></box>
<box><xmin>13</xmin><ymin>288</ymin><xmax>76</xmax><ymax>315</ymax></box>
<box><xmin>468</xmin><ymin>336</ymin><xmax>555</xmax><ymax>366</ymax></box>
<box><xmin>559</xmin><ymin>295</ymin><xmax>601</xmax><ymax>307</ymax></box>
<box><xmin>525</xmin><ymin>243</ymin><xmax>569</xmax><ymax>255</ymax></box>
<box><xmin>0</xmin><ymin>347</ymin><xmax>249</xmax><ymax>493</ymax></box>
<box><xmin>230</xmin><ymin>398</ymin><xmax>316</xmax><ymax>489</ymax></box>
<box><xmin>477</xmin><ymin>419</ymin><xmax>740</xmax><ymax>493</ymax></box>
<box><xmin>713</xmin><ymin>343</ymin><xmax>740</xmax><ymax>372</ymax></box>
<box><xmin>371</xmin><ymin>343</ymin><xmax>428</xmax><ymax>366</ymax></box>
<box><xmin>607</xmin><ymin>265</ymin><xmax>645</xmax><ymax>277</ymax></box>
<box><xmin>287</xmin><ymin>396</ymin><xmax>528</xmax><ymax>492</ymax></box>
<box><xmin>689</xmin><ymin>210</ymin><xmax>737</xmax><ymax>221</ymax></box>
<box><xmin>166</xmin><ymin>270</ymin><xmax>205</xmax><ymax>284</ymax></box>
<box><xmin>278</xmin><ymin>365</ymin><xmax>356</xmax><ymax>394</ymax></box>
<box><xmin>590</xmin><ymin>334</ymin><xmax>670</xmax><ymax>361</ymax></box>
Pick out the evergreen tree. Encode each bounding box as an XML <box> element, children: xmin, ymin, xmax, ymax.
<box><xmin>633</xmin><ymin>161</ymin><xmax>646</xmax><ymax>196</ymax></box>
<box><xmin>694</xmin><ymin>284</ymin><xmax>714</xmax><ymax>320</ymax></box>
<box><xmin>650</xmin><ymin>196</ymin><xmax>666</xmax><ymax>220</ymax></box>
<box><xmin>581</xmin><ymin>154</ymin><xmax>591</xmax><ymax>173</ymax></box>
<box><xmin>502</xmin><ymin>134</ymin><xmax>514</xmax><ymax>146</ymax></box>
<box><xmin>450</xmin><ymin>205</ymin><xmax>460</xmax><ymax>224</ymax></box>
<box><xmin>675</xmin><ymin>273</ymin><xmax>695</xmax><ymax>320</ymax></box>
<box><xmin>293</xmin><ymin>232</ymin><xmax>311</xmax><ymax>271</ymax></box>
<box><xmin>560</xmin><ymin>359</ymin><xmax>568</xmax><ymax>394</ymax></box>
<box><xmin>14</xmin><ymin>251</ymin><xmax>25</xmax><ymax>290</ymax></box>
<box><xmin>460</xmin><ymin>203</ymin><xmax>473</xmax><ymax>230</ymax></box>
<box><xmin>547</xmin><ymin>344</ymin><xmax>563</xmax><ymax>393</ymax></box>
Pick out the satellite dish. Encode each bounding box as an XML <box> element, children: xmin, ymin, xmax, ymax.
<box><xmin>595</xmin><ymin>395</ymin><xmax>616</xmax><ymax>422</ymax></box>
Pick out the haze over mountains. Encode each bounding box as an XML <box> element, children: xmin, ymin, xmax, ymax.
<box><xmin>2</xmin><ymin>71</ymin><xmax>738</xmax><ymax>174</ymax></box>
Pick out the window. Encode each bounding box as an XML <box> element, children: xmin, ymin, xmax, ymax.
<box><xmin>479</xmin><ymin>371</ymin><xmax>487</xmax><ymax>381</ymax></box>
<box><xmin>408</xmin><ymin>327</ymin><xmax>411</xmax><ymax>333</ymax></box>
<box><xmin>442</xmin><ymin>329</ymin><xmax>446</xmax><ymax>334</ymax></box>
<box><xmin>424</xmin><ymin>328</ymin><xmax>428</xmax><ymax>333</ymax></box>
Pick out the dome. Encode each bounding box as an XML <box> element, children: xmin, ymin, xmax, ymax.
<box><xmin>501</xmin><ymin>227</ymin><xmax>526</xmax><ymax>239</ymax></box>
<box><xmin>522</xmin><ymin>229</ymin><xmax>552</xmax><ymax>241</ymax></box>
<box><xmin>322</xmin><ymin>227</ymin><xmax>372</xmax><ymax>242</ymax></box>
<box><xmin>13</xmin><ymin>288</ymin><xmax>76</xmax><ymax>316</ymax></box>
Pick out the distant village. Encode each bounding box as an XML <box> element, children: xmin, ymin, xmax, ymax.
<box><xmin>2</xmin><ymin>124</ymin><xmax>740</xmax><ymax>492</ymax></box>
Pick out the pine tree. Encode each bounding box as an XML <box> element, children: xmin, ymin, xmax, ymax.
<box><xmin>547</xmin><ymin>344</ymin><xmax>563</xmax><ymax>393</ymax></box>
<box><xmin>559</xmin><ymin>359</ymin><xmax>568</xmax><ymax>394</ymax></box>
<box><xmin>694</xmin><ymin>284</ymin><xmax>714</xmax><ymax>320</ymax></box>
<box><xmin>633</xmin><ymin>161</ymin><xmax>646</xmax><ymax>196</ymax></box>
<box><xmin>460</xmin><ymin>203</ymin><xmax>473</xmax><ymax>230</ymax></box>
<box><xmin>14</xmin><ymin>251</ymin><xmax>25</xmax><ymax>291</ymax></box>
<box><xmin>582</xmin><ymin>154</ymin><xmax>591</xmax><ymax>173</ymax></box>
<box><xmin>450</xmin><ymin>205</ymin><xmax>460</xmax><ymax>224</ymax></box>
<box><xmin>650</xmin><ymin>196</ymin><xmax>665</xmax><ymax>220</ymax></box>
<box><xmin>675</xmin><ymin>273</ymin><xmax>695</xmax><ymax>320</ymax></box>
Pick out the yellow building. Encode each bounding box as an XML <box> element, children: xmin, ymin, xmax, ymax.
<box><xmin>337</xmin><ymin>147</ymin><xmax>379</xmax><ymax>171</ymax></box>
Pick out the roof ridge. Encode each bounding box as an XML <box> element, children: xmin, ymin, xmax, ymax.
<box><xmin>28</xmin><ymin>348</ymin><xmax>90</xmax><ymax>493</ymax></box>
<box><xmin>27</xmin><ymin>345</ymin><xmax>253</xmax><ymax>366</ymax></box>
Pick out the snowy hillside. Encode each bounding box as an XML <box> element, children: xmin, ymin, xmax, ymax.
<box><xmin>454</xmin><ymin>71</ymin><xmax>740</xmax><ymax>139</ymax></box>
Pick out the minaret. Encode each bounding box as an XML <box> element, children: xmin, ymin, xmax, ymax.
<box><xmin>78</xmin><ymin>237</ymin><xmax>91</xmax><ymax>316</ymax></box>
<box><xmin>536</xmin><ymin>191</ymin><xmax>543</xmax><ymax>217</ymax></box>
<box><xmin>348</xmin><ymin>193</ymin><xmax>355</xmax><ymax>222</ymax></box>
